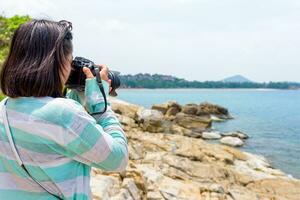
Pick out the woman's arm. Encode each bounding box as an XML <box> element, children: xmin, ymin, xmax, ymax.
<box><xmin>63</xmin><ymin>75</ymin><xmax>128</xmax><ymax>171</ymax></box>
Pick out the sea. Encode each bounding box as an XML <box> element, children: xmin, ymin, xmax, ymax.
<box><xmin>116</xmin><ymin>88</ymin><xmax>300</xmax><ymax>179</ymax></box>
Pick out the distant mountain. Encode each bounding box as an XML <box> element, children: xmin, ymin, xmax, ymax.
<box><xmin>222</xmin><ymin>75</ymin><xmax>252</xmax><ymax>83</ymax></box>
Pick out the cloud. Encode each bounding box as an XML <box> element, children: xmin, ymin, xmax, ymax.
<box><xmin>1</xmin><ymin>0</ymin><xmax>299</xmax><ymax>81</ymax></box>
<box><xmin>1</xmin><ymin>0</ymin><xmax>57</xmax><ymax>18</ymax></box>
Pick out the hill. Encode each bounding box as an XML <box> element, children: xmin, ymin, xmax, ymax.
<box><xmin>222</xmin><ymin>75</ymin><xmax>252</xmax><ymax>83</ymax></box>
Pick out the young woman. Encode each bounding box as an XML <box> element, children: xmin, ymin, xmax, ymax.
<box><xmin>0</xmin><ymin>19</ymin><xmax>128</xmax><ymax>199</ymax></box>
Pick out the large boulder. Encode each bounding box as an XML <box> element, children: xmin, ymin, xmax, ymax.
<box><xmin>182</xmin><ymin>103</ymin><xmax>198</xmax><ymax>115</ymax></box>
<box><xmin>137</xmin><ymin>108</ymin><xmax>164</xmax><ymax>122</ymax></box>
<box><xmin>197</xmin><ymin>102</ymin><xmax>231</xmax><ymax>119</ymax></box>
<box><xmin>175</xmin><ymin>113</ymin><xmax>212</xmax><ymax>131</ymax></box>
<box><xmin>137</xmin><ymin>108</ymin><xmax>165</xmax><ymax>133</ymax></box>
<box><xmin>152</xmin><ymin>101</ymin><xmax>182</xmax><ymax>116</ymax></box>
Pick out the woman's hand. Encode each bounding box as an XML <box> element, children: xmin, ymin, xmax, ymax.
<box><xmin>83</xmin><ymin>65</ymin><xmax>112</xmax><ymax>89</ymax></box>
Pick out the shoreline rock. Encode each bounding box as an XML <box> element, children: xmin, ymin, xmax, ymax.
<box><xmin>220</xmin><ymin>136</ymin><xmax>244</xmax><ymax>147</ymax></box>
<box><xmin>202</xmin><ymin>131</ymin><xmax>222</xmax><ymax>139</ymax></box>
<box><xmin>90</xmin><ymin>98</ymin><xmax>300</xmax><ymax>200</ymax></box>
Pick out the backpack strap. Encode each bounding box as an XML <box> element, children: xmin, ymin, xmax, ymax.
<box><xmin>1</xmin><ymin>97</ymin><xmax>63</xmax><ymax>200</ymax></box>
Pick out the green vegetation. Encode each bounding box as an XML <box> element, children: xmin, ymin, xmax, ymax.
<box><xmin>0</xmin><ymin>15</ymin><xmax>30</xmax><ymax>64</ymax></box>
<box><xmin>120</xmin><ymin>73</ymin><xmax>300</xmax><ymax>89</ymax></box>
<box><xmin>0</xmin><ymin>15</ymin><xmax>30</xmax><ymax>98</ymax></box>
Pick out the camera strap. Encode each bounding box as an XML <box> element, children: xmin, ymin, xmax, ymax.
<box><xmin>93</xmin><ymin>67</ymin><xmax>108</xmax><ymax>115</ymax></box>
<box><xmin>1</xmin><ymin>98</ymin><xmax>63</xmax><ymax>200</ymax></box>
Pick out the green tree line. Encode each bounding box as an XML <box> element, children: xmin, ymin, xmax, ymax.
<box><xmin>120</xmin><ymin>73</ymin><xmax>300</xmax><ymax>89</ymax></box>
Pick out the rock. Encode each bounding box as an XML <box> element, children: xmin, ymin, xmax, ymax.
<box><xmin>136</xmin><ymin>165</ymin><xmax>164</xmax><ymax>185</ymax></box>
<box><xmin>110</xmin><ymin>189</ymin><xmax>133</xmax><ymax>200</ymax></box>
<box><xmin>228</xmin><ymin>186</ymin><xmax>259</xmax><ymax>200</ymax></box>
<box><xmin>137</xmin><ymin>108</ymin><xmax>164</xmax><ymax>122</ymax></box>
<box><xmin>246</xmin><ymin>178</ymin><xmax>300</xmax><ymax>200</ymax></box>
<box><xmin>197</xmin><ymin>102</ymin><xmax>231</xmax><ymax>119</ymax></box>
<box><xmin>184</xmin><ymin>131</ymin><xmax>203</xmax><ymax>138</ymax></box>
<box><xmin>122</xmin><ymin>178</ymin><xmax>142</xmax><ymax>200</ymax></box>
<box><xmin>137</xmin><ymin>109</ymin><xmax>165</xmax><ymax>132</ymax></box>
<box><xmin>91</xmin><ymin>175</ymin><xmax>120</xmax><ymax>200</ymax></box>
<box><xmin>220</xmin><ymin>136</ymin><xmax>244</xmax><ymax>147</ymax></box>
<box><xmin>233</xmin><ymin>159</ymin><xmax>276</xmax><ymax>181</ymax></box>
<box><xmin>151</xmin><ymin>103</ymin><xmax>169</xmax><ymax>115</ymax></box>
<box><xmin>147</xmin><ymin>191</ymin><xmax>164</xmax><ymax>200</ymax></box>
<box><xmin>175</xmin><ymin>112</ymin><xmax>212</xmax><ymax>131</ymax></box>
<box><xmin>116</xmin><ymin>114</ymin><xmax>137</xmax><ymax>128</ymax></box>
<box><xmin>202</xmin><ymin>131</ymin><xmax>222</xmax><ymax>139</ymax></box>
<box><xmin>141</xmin><ymin>119</ymin><xmax>165</xmax><ymax>133</ymax></box>
<box><xmin>170</xmin><ymin>124</ymin><xmax>202</xmax><ymax>138</ymax></box>
<box><xmin>210</xmin><ymin>115</ymin><xmax>226</xmax><ymax>122</ymax></box>
<box><xmin>151</xmin><ymin>101</ymin><xmax>182</xmax><ymax>116</ymax></box>
<box><xmin>110</xmin><ymin>98</ymin><xmax>140</xmax><ymax>119</ymax></box>
<box><xmin>208</xmin><ymin>184</ymin><xmax>225</xmax><ymax>194</ymax></box>
<box><xmin>182</xmin><ymin>104</ymin><xmax>198</xmax><ymax>115</ymax></box>
<box><xmin>166</xmin><ymin>101</ymin><xmax>181</xmax><ymax>111</ymax></box>
<box><xmin>246</xmin><ymin>153</ymin><xmax>271</xmax><ymax>170</ymax></box>
<box><xmin>221</xmin><ymin>146</ymin><xmax>248</xmax><ymax>161</ymax></box>
<box><xmin>161</xmin><ymin>153</ymin><xmax>233</xmax><ymax>181</ymax></box>
<box><xmin>165</xmin><ymin>106</ymin><xmax>180</xmax><ymax>116</ymax></box>
<box><xmin>92</xmin><ymin>99</ymin><xmax>300</xmax><ymax>200</ymax></box>
<box><xmin>170</xmin><ymin>124</ymin><xmax>192</xmax><ymax>136</ymax></box>
<box><xmin>222</xmin><ymin>131</ymin><xmax>249</xmax><ymax>139</ymax></box>
<box><xmin>128</xmin><ymin>142</ymin><xmax>144</xmax><ymax>160</ymax></box>
<box><xmin>158</xmin><ymin>176</ymin><xmax>203</xmax><ymax>200</ymax></box>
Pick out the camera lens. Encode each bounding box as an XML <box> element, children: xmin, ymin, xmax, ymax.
<box><xmin>108</xmin><ymin>71</ymin><xmax>121</xmax><ymax>96</ymax></box>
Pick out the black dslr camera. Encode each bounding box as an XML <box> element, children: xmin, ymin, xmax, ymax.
<box><xmin>65</xmin><ymin>57</ymin><xmax>120</xmax><ymax>96</ymax></box>
<box><xmin>65</xmin><ymin>57</ymin><xmax>121</xmax><ymax>114</ymax></box>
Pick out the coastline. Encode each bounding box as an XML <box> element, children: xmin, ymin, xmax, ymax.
<box><xmin>117</xmin><ymin>88</ymin><xmax>300</xmax><ymax>179</ymax></box>
<box><xmin>90</xmin><ymin>98</ymin><xmax>300</xmax><ymax>200</ymax></box>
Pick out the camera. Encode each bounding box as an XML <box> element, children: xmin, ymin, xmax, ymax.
<box><xmin>65</xmin><ymin>57</ymin><xmax>120</xmax><ymax>96</ymax></box>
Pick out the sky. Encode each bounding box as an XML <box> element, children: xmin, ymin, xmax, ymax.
<box><xmin>0</xmin><ymin>0</ymin><xmax>299</xmax><ymax>82</ymax></box>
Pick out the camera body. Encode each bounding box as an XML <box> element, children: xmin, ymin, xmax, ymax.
<box><xmin>65</xmin><ymin>57</ymin><xmax>120</xmax><ymax>96</ymax></box>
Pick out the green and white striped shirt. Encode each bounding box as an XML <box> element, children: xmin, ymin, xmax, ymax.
<box><xmin>0</xmin><ymin>78</ymin><xmax>128</xmax><ymax>200</ymax></box>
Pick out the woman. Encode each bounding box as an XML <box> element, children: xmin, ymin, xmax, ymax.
<box><xmin>0</xmin><ymin>19</ymin><xmax>128</xmax><ymax>199</ymax></box>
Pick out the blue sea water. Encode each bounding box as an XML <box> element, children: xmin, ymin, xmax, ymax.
<box><xmin>116</xmin><ymin>89</ymin><xmax>300</xmax><ymax>178</ymax></box>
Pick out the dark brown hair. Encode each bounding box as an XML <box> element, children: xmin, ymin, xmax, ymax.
<box><xmin>0</xmin><ymin>19</ymin><xmax>73</xmax><ymax>98</ymax></box>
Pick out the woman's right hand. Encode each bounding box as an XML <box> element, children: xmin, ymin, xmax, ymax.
<box><xmin>82</xmin><ymin>66</ymin><xmax>112</xmax><ymax>90</ymax></box>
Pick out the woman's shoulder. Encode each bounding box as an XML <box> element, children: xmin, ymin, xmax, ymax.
<box><xmin>1</xmin><ymin>96</ymin><xmax>87</xmax><ymax>128</ymax></box>
<box><xmin>48</xmin><ymin>97</ymin><xmax>85</xmax><ymax>114</ymax></box>
<box><xmin>30</xmin><ymin>97</ymin><xmax>88</xmax><ymax>128</ymax></box>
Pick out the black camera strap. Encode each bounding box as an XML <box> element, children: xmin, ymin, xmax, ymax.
<box><xmin>93</xmin><ymin>67</ymin><xmax>108</xmax><ymax>115</ymax></box>
<box><xmin>1</xmin><ymin>98</ymin><xmax>63</xmax><ymax>200</ymax></box>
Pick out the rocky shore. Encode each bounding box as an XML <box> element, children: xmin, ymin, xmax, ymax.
<box><xmin>91</xmin><ymin>99</ymin><xmax>300</xmax><ymax>200</ymax></box>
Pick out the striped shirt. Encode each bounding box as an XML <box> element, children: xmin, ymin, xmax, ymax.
<box><xmin>0</xmin><ymin>78</ymin><xmax>128</xmax><ymax>200</ymax></box>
